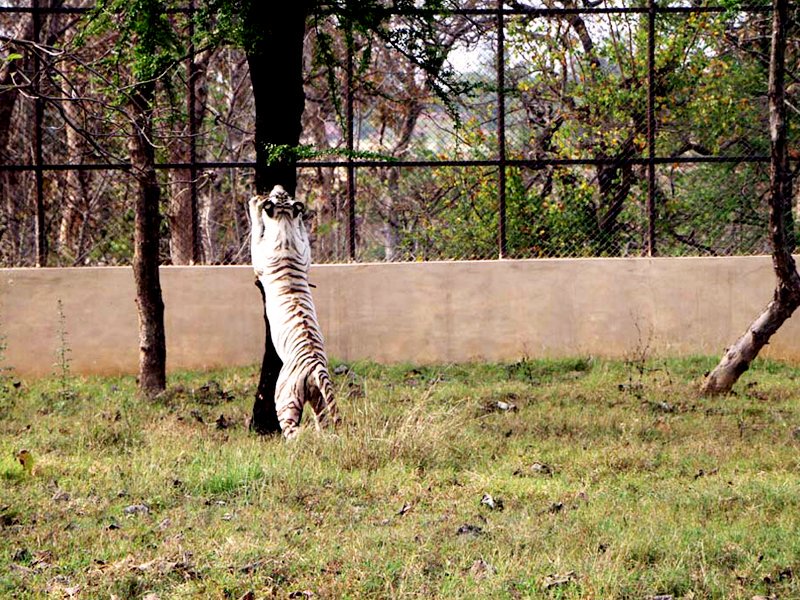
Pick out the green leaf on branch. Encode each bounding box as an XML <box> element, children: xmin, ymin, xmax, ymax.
<box><xmin>262</xmin><ymin>143</ymin><xmax>397</xmax><ymax>165</ymax></box>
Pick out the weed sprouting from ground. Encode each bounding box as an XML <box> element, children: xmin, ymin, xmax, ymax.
<box><xmin>39</xmin><ymin>299</ymin><xmax>78</xmax><ymax>413</ymax></box>
<box><xmin>54</xmin><ymin>298</ymin><xmax>75</xmax><ymax>403</ymax></box>
<box><xmin>1</xmin><ymin>358</ymin><xmax>799</xmax><ymax>598</ymax></box>
<box><xmin>619</xmin><ymin>319</ymin><xmax>676</xmax><ymax>403</ymax></box>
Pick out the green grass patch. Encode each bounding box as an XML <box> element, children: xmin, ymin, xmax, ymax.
<box><xmin>1</xmin><ymin>358</ymin><xmax>799</xmax><ymax>598</ymax></box>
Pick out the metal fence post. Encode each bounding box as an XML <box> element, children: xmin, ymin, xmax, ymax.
<box><xmin>32</xmin><ymin>0</ymin><xmax>46</xmax><ymax>267</ymax></box>
<box><xmin>646</xmin><ymin>0</ymin><xmax>657</xmax><ymax>257</ymax></box>
<box><xmin>187</xmin><ymin>0</ymin><xmax>200</xmax><ymax>264</ymax></box>
<box><xmin>497</xmin><ymin>0</ymin><xmax>507</xmax><ymax>259</ymax></box>
<box><xmin>346</xmin><ymin>17</ymin><xmax>356</xmax><ymax>261</ymax></box>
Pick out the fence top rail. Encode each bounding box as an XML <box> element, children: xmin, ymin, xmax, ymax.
<box><xmin>0</xmin><ymin>3</ymin><xmax>774</xmax><ymax>16</ymax></box>
<box><xmin>0</xmin><ymin>155</ymin><xmax>775</xmax><ymax>172</ymax></box>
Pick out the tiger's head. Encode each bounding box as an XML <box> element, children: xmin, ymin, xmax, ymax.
<box><xmin>253</xmin><ymin>185</ymin><xmax>311</xmax><ymax>261</ymax></box>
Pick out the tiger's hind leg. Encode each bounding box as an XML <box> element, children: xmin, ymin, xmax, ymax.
<box><xmin>275</xmin><ymin>366</ymin><xmax>305</xmax><ymax>439</ymax></box>
<box><xmin>307</xmin><ymin>367</ymin><xmax>338</xmax><ymax>430</ymax></box>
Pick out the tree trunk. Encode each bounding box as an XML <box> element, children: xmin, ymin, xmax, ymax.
<box><xmin>129</xmin><ymin>82</ymin><xmax>167</xmax><ymax>397</ymax></box>
<box><xmin>251</xmin><ymin>279</ymin><xmax>283</xmax><ymax>434</ymax></box>
<box><xmin>245</xmin><ymin>1</ymin><xmax>310</xmax><ymax>433</ymax></box>
<box><xmin>246</xmin><ymin>3</ymin><xmax>308</xmax><ymax>196</ymax></box>
<box><xmin>701</xmin><ymin>0</ymin><xmax>799</xmax><ymax>395</ymax></box>
<box><xmin>595</xmin><ymin>139</ymin><xmax>635</xmax><ymax>255</ymax></box>
<box><xmin>167</xmin><ymin>168</ymin><xmax>196</xmax><ymax>264</ymax></box>
<box><xmin>59</xmin><ymin>84</ymin><xmax>91</xmax><ymax>263</ymax></box>
<box><xmin>167</xmin><ymin>50</ymin><xmax>209</xmax><ymax>265</ymax></box>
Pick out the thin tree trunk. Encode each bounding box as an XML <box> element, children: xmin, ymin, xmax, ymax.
<box><xmin>130</xmin><ymin>82</ymin><xmax>167</xmax><ymax>397</ymax></box>
<box><xmin>245</xmin><ymin>1</ymin><xmax>310</xmax><ymax>433</ymax></box>
<box><xmin>167</xmin><ymin>51</ymin><xmax>209</xmax><ymax>265</ymax></box>
<box><xmin>59</xmin><ymin>87</ymin><xmax>91</xmax><ymax>262</ymax></box>
<box><xmin>167</xmin><ymin>168</ymin><xmax>195</xmax><ymax>264</ymax></box>
<box><xmin>701</xmin><ymin>0</ymin><xmax>799</xmax><ymax>395</ymax></box>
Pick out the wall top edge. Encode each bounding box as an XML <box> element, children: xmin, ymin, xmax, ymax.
<box><xmin>0</xmin><ymin>255</ymin><xmax>779</xmax><ymax>275</ymax></box>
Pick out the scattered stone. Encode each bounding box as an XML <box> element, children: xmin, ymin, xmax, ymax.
<box><xmin>123</xmin><ymin>504</ymin><xmax>150</xmax><ymax>516</ymax></box>
<box><xmin>469</xmin><ymin>558</ymin><xmax>496</xmax><ymax>579</ymax></box>
<box><xmin>763</xmin><ymin>567</ymin><xmax>793</xmax><ymax>584</ymax></box>
<box><xmin>9</xmin><ymin>563</ymin><xmax>37</xmax><ymax>575</ymax></box>
<box><xmin>496</xmin><ymin>400</ymin><xmax>517</xmax><ymax>412</ymax></box>
<box><xmin>239</xmin><ymin>559</ymin><xmax>267</xmax><ymax>574</ymax></box>
<box><xmin>480</xmin><ymin>493</ymin><xmax>503</xmax><ymax>511</ymax></box>
<box><xmin>482</xmin><ymin>399</ymin><xmax>518</xmax><ymax>414</ymax></box>
<box><xmin>222</xmin><ymin>513</ymin><xmax>233</xmax><ymax>521</ymax></box>
<box><xmin>142</xmin><ymin>594</ymin><xmax>161</xmax><ymax>600</ymax></box>
<box><xmin>63</xmin><ymin>586</ymin><xmax>81</xmax><ymax>597</ymax></box>
<box><xmin>456</xmin><ymin>523</ymin><xmax>483</xmax><ymax>537</ymax></box>
<box><xmin>397</xmin><ymin>502</ymin><xmax>412</xmax><ymax>516</ymax></box>
<box><xmin>215</xmin><ymin>413</ymin><xmax>231</xmax><ymax>430</ymax></box>
<box><xmin>51</xmin><ymin>489</ymin><xmax>70</xmax><ymax>502</ymax></box>
<box><xmin>647</xmin><ymin>595</ymin><xmax>674</xmax><ymax>600</ymax></box>
<box><xmin>542</xmin><ymin>571</ymin><xmax>577</xmax><ymax>590</ymax></box>
<box><xmin>157</xmin><ymin>518</ymin><xmax>171</xmax><ymax>531</ymax></box>
<box><xmin>0</xmin><ymin>505</ymin><xmax>21</xmax><ymax>527</ymax></box>
<box><xmin>694</xmin><ymin>468</ymin><xmax>719</xmax><ymax>480</ymax></box>
<box><xmin>193</xmin><ymin>380</ymin><xmax>234</xmax><ymax>405</ymax></box>
<box><xmin>45</xmin><ymin>575</ymin><xmax>71</xmax><ymax>593</ymax></box>
<box><xmin>135</xmin><ymin>554</ymin><xmax>195</xmax><ymax>578</ymax></box>
<box><xmin>333</xmin><ymin>364</ymin><xmax>350</xmax><ymax>376</ymax></box>
<box><xmin>530</xmin><ymin>462</ymin><xmax>553</xmax><ymax>476</ymax></box>
<box><xmin>11</xmin><ymin>547</ymin><xmax>30</xmax><ymax>562</ymax></box>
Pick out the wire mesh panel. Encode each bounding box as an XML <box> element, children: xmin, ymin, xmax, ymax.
<box><xmin>502</xmin><ymin>164</ymin><xmax>647</xmax><ymax>258</ymax></box>
<box><xmin>354</xmin><ymin>165</ymin><xmax>500</xmax><ymax>261</ymax></box>
<box><xmin>0</xmin><ymin>1</ymin><xmax>794</xmax><ymax>267</ymax></box>
<box><xmin>657</xmin><ymin>162</ymin><xmax>773</xmax><ymax>256</ymax></box>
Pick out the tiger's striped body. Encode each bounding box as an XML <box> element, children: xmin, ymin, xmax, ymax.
<box><xmin>249</xmin><ymin>185</ymin><xmax>337</xmax><ymax>439</ymax></box>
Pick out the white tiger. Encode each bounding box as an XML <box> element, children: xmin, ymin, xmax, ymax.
<box><xmin>249</xmin><ymin>185</ymin><xmax>338</xmax><ymax>439</ymax></box>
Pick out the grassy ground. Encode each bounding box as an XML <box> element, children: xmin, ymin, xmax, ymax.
<box><xmin>1</xmin><ymin>356</ymin><xmax>799</xmax><ymax>599</ymax></box>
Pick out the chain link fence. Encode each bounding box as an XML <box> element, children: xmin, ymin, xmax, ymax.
<box><xmin>0</xmin><ymin>0</ymin><xmax>794</xmax><ymax>266</ymax></box>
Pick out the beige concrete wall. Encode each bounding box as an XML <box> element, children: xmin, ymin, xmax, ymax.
<box><xmin>1</xmin><ymin>257</ymin><xmax>797</xmax><ymax>377</ymax></box>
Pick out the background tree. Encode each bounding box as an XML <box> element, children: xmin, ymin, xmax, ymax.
<box><xmin>199</xmin><ymin>0</ymin><xmax>312</xmax><ymax>433</ymax></box>
<box><xmin>702</xmin><ymin>0</ymin><xmax>798</xmax><ymax>395</ymax></box>
<box><xmin>83</xmin><ymin>0</ymin><xmax>184</xmax><ymax>396</ymax></box>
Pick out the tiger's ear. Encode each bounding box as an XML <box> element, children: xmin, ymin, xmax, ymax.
<box><xmin>292</xmin><ymin>201</ymin><xmax>306</xmax><ymax>218</ymax></box>
<box><xmin>262</xmin><ymin>200</ymin><xmax>276</xmax><ymax>218</ymax></box>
